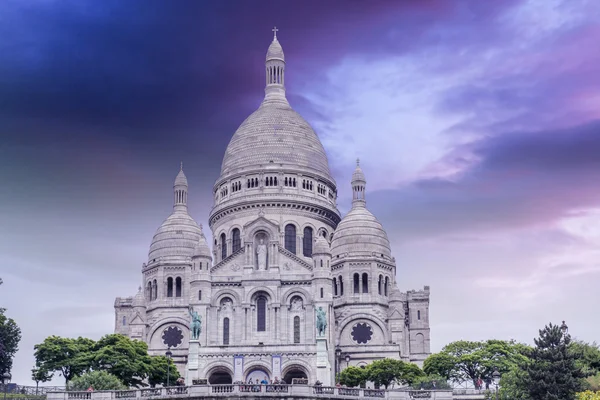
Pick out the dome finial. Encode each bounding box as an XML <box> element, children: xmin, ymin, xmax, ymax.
<box><xmin>272</xmin><ymin>26</ymin><xmax>278</xmax><ymax>40</ymax></box>
<box><xmin>351</xmin><ymin>160</ymin><xmax>367</xmax><ymax>207</ymax></box>
<box><xmin>173</xmin><ymin>166</ymin><xmax>188</xmax><ymax>212</ymax></box>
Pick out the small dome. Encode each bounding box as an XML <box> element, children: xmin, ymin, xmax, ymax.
<box><xmin>266</xmin><ymin>38</ymin><xmax>284</xmax><ymax>62</ymax></box>
<box><xmin>192</xmin><ymin>230</ymin><xmax>212</xmax><ymax>259</ymax></box>
<box><xmin>331</xmin><ymin>207</ymin><xmax>391</xmax><ymax>258</ymax></box>
<box><xmin>148</xmin><ymin>211</ymin><xmax>201</xmax><ymax>262</ymax></box>
<box><xmin>352</xmin><ymin>162</ymin><xmax>366</xmax><ymax>184</ymax></box>
<box><xmin>313</xmin><ymin>235</ymin><xmax>331</xmax><ymax>255</ymax></box>
<box><xmin>174</xmin><ymin>168</ymin><xmax>188</xmax><ymax>187</ymax></box>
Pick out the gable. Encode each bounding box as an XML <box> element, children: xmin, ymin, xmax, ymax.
<box><xmin>210</xmin><ymin>248</ymin><xmax>246</xmax><ymax>275</ymax></box>
<box><xmin>278</xmin><ymin>246</ymin><xmax>313</xmax><ymax>274</ymax></box>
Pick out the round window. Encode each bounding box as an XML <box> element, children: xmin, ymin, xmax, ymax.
<box><xmin>162</xmin><ymin>326</ymin><xmax>184</xmax><ymax>348</ymax></box>
<box><xmin>351</xmin><ymin>323</ymin><xmax>373</xmax><ymax>344</ymax></box>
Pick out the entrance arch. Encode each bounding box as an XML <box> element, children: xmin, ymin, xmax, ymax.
<box><xmin>246</xmin><ymin>367</ymin><xmax>270</xmax><ymax>383</ymax></box>
<box><xmin>208</xmin><ymin>367</ymin><xmax>233</xmax><ymax>384</ymax></box>
<box><xmin>283</xmin><ymin>365</ymin><xmax>308</xmax><ymax>384</ymax></box>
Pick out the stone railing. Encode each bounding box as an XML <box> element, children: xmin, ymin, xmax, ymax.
<box><xmin>48</xmin><ymin>386</ymin><xmax>457</xmax><ymax>400</ymax></box>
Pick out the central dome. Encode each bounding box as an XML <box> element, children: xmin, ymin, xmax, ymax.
<box><xmin>220</xmin><ymin>102</ymin><xmax>332</xmax><ymax>179</ymax></box>
<box><xmin>218</xmin><ymin>31</ymin><xmax>333</xmax><ymax>184</ymax></box>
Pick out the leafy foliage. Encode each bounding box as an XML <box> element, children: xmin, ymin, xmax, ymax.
<box><xmin>338</xmin><ymin>359</ymin><xmax>425</xmax><ymax>389</ymax></box>
<box><xmin>68</xmin><ymin>371</ymin><xmax>127</xmax><ymax>391</ymax></box>
<box><xmin>31</xmin><ymin>367</ymin><xmax>53</xmax><ymax>388</ymax></box>
<box><xmin>423</xmin><ymin>352</ymin><xmax>455</xmax><ymax>381</ymax></box>
<box><xmin>424</xmin><ymin>339</ymin><xmax>530</xmax><ymax>386</ymax></box>
<box><xmin>91</xmin><ymin>334</ymin><xmax>152</xmax><ymax>387</ymax></box>
<box><xmin>0</xmin><ymin>308</ymin><xmax>22</xmax><ymax>375</ymax></box>
<box><xmin>34</xmin><ymin>336</ymin><xmax>94</xmax><ymax>384</ymax></box>
<box><xmin>148</xmin><ymin>355</ymin><xmax>180</xmax><ymax>388</ymax></box>
<box><xmin>338</xmin><ymin>366</ymin><xmax>368</xmax><ymax>387</ymax></box>
<box><xmin>521</xmin><ymin>323</ymin><xmax>586</xmax><ymax>400</ymax></box>
<box><xmin>586</xmin><ymin>373</ymin><xmax>600</xmax><ymax>392</ymax></box>
<box><xmin>577</xmin><ymin>391</ymin><xmax>600</xmax><ymax>400</ymax></box>
<box><xmin>34</xmin><ymin>333</ymin><xmax>175</xmax><ymax>387</ymax></box>
<box><xmin>571</xmin><ymin>341</ymin><xmax>600</xmax><ymax>378</ymax></box>
<box><xmin>411</xmin><ymin>374</ymin><xmax>452</xmax><ymax>390</ymax></box>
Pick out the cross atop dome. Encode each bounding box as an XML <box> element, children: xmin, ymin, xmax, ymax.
<box><xmin>356</xmin><ymin>158</ymin><xmax>360</xmax><ymax>166</ymax></box>
<box><xmin>180</xmin><ymin>161</ymin><xmax>183</xmax><ymax>171</ymax></box>
<box><xmin>272</xmin><ymin>26</ymin><xmax>278</xmax><ymax>40</ymax></box>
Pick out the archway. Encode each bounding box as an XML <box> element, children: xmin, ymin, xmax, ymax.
<box><xmin>283</xmin><ymin>366</ymin><xmax>308</xmax><ymax>384</ymax></box>
<box><xmin>246</xmin><ymin>367</ymin><xmax>270</xmax><ymax>383</ymax></box>
<box><xmin>208</xmin><ymin>369</ymin><xmax>232</xmax><ymax>385</ymax></box>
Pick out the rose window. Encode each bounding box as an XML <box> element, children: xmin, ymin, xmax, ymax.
<box><xmin>162</xmin><ymin>326</ymin><xmax>183</xmax><ymax>348</ymax></box>
<box><xmin>351</xmin><ymin>323</ymin><xmax>373</xmax><ymax>344</ymax></box>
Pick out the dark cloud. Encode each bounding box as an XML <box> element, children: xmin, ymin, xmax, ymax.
<box><xmin>371</xmin><ymin>120</ymin><xmax>600</xmax><ymax>241</ymax></box>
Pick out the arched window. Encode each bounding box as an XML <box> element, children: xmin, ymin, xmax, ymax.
<box><xmin>415</xmin><ymin>333</ymin><xmax>425</xmax><ymax>353</ymax></box>
<box><xmin>152</xmin><ymin>280</ymin><xmax>157</xmax><ymax>300</ymax></box>
<box><xmin>122</xmin><ymin>316</ymin><xmax>126</xmax><ymax>326</ymax></box>
<box><xmin>353</xmin><ymin>273</ymin><xmax>360</xmax><ymax>294</ymax></box>
<box><xmin>378</xmin><ymin>275</ymin><xmax>383</xmax><ymax>295</ymax></box>
<box><xmin>167</xmin><ymin>277</ymin><xmax>173</xmax><ymax>297</ymax></box>
<box><xmin>339</xmin><ymin>276</ymin><xmax>344</xmax><ymax>295</ymax></box>
<box><xmin>198</xmin><ymin>290</ymin><xmax>202</xmax><ymax>301</ymax></box>
<box><xmin>257</xmin><ymin>296</ymin><xmax>267</xmax><ymax>332</ymax></box>
<box><xmin>320</xmin><ymin>260</ymin><xmax>323</xmax><ymax>268</ymax></box>
<box><xmin>333</xmin><ymin>278</ymin><xmax>338</xmax><ymax>296</ymax></box>
<box><xmin>320</xmin><ymin>287</ymin><xmax>324</xmax><ymax>298</ymax></box>
<box><xmin>220</xmin><ymin>233</ymin><xmax>227</xmax><ymax>260</ymax></box>
<box><xmin>362</xmin><ymin>273</ymin><xmax>369</xmax><ymax>294</ymax></box>
<box><xmin>303</xmin><ymin>227</ymin><xmax>313</xmax><ymax>257</ymax></box>
<box><xmin>384</xmin><ymin>276</ymin><xmax>389</xmax><ymax>296</ymax></box>
<box><xmin>147</xmin><ymin>281</ymin><xmax>152</xmax><ymax>300</ymax></box>
<box><xmin>418</xmin><ymin>310</ymin><xmax>421</xmax><ymax>320</ymax></box>
<box><xmin>232</xmin><ymin>228</ymin><xmax>241</xmax><ymax>253</ymax></box>
<box><xmin>223</xmin><ymin>318</ymin><xmax>230</xmax><ymax>345</ymax></box>
<box><xmin>175</xmin><ymin>277</ymin><xmax>182</xmax><ymax>297</ymax></box>
<box><xmin>285</xmin><ymin>224</ymin><xmax>296</xmax><ymax>254</ymax></box>
<box><xmin>293</xmin><ymin>316</ymin><xmax>300</xmax><ymax>344</ymax></box>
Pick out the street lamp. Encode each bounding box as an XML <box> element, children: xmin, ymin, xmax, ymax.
<box><xmin>560</xmin><ymin>320</ymin><xmax>569</xmax><ymax>336</ymax></box>
<box><xmin>165</xmin><ymin>349</ymin><xmax>173</xmax><ymax>387</ymax></box>
<box><xmin>344</xmin><ymin>354</ymin><xmax>351</xmax><ymax>369</ymax></box>
<box><xmin>491</xmin><ymin>367</ymin><xmax>501</xmax><ymax>400</ymax></box>
<box><xmin>335</xmin><ymin>347</ymin><xmax>342</xmax><ymax>376</ymax></box>
<box><xmin>2</xmin><ymin>372</ymin><xmax>12</xmax><ymax>400</ymax></box>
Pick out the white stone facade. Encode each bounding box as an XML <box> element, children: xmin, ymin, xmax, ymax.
<box><xmin>114</xmin><ymin>29</ymin><xmax>430</xmax><ymax>386</ymax></box>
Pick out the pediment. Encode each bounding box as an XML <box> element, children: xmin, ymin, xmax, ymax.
<box><xmin>210</xmin><ymin>248</ymin><xmax>246</xmax><ymax>275</ymax></box>
<box><xmin>278</xmin><ymin>246</ymin><xmax>313</xmax><ymax>273</ymax></box>
<box><xmin>130</xmin><ymin>312</ymin><xmax>144</xmax><ymax>325</ymax></box>
<box><xmin>243</xmin><ymin>215</ymin><xmax>280</xmax><ymax>241</ymax></box>
<box><xmin>389</xmin><ymin>308</ymin><xmax>403</xmax><ymax>318</ymax></box>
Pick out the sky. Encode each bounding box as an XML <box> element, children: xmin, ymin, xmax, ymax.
<box><xmin>1</xmin><ymin>0</ymin><xmax>600</xmax><ymax>386</ymax></box>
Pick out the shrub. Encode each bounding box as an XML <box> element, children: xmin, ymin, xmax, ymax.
<box><xmin>68</xmin><ymin>371</ymin><xmax>126</xmax><ymax>391</ymax></box>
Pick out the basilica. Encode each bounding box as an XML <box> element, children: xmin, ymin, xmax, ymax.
<box><xmin>114</xmin><ymin>29</ymin><xmax>431</xmax><ymax>386</ymax></box>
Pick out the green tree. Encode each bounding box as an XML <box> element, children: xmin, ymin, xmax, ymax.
<box><xmin>148</xmin><ymin>356</ymin><xmax>180</xmax><ymax>387</ymax></box>
<box><xmin>0</xmin><ymin>308</ymin><xmax>22</xmax><ymax>375</ymax></box>
<box><xmin>31</xmin><ymin>367</ymin><xmax>53</xmax><ymax>394</ymax></box>
<box><xmin>423</xmin><ymin>352</ymin><xmax>456</xmax><ymax>381</ymax></box>
<box><xmin>521</xmin><ymin>323</ymin><xmax>585</xmax><ymax>400</ymax></box>
<box><xmin>91</xmin><ymin>334</ymin><xmax>152</xmax><ymax>388</ymax></box>
<box><xmin>68</xmin><ymin>371</ymin><xmax>126</xmax><ymax>391</ymax></box>
<box><xmin>365</xmin><ymin>359</ymin><xmax>425</xmax><ymax>389</ymax></box>
<box><xmin>426</xmin><ymin>339</ymin><xmax>530</xmax><ymax>386</ymax></box>
<box><xmin>33</xmin><ymin>336</ymin><xmax>95</xmax><ymax>384</ymax></box>
<box><xmin>570</xmin><ymin>341</ymin><xmax>600</xmax><ymax>378</ymax></box>
<box><xmin>338</xmin><ymin>366</ymin><xmax>368</xmax><ymax>387</ymax></box>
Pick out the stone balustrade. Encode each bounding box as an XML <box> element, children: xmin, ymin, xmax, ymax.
<box><xmin>47</xmin><ymin>385</ymin><xmax>461</xmax><ymax>400</ymax></box>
